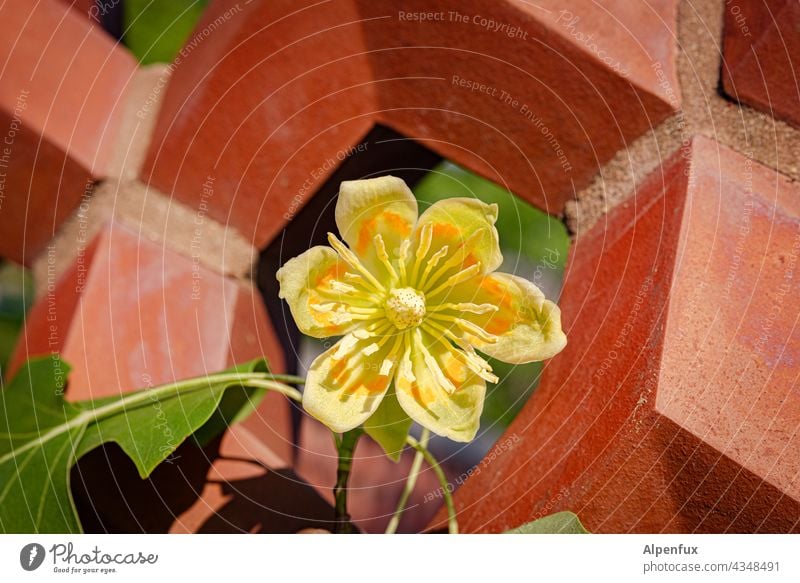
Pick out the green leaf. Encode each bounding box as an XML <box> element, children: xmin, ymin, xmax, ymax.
<box><xmin>505</xmin><ymin>511</ymin><xmax>589</xmax><ymax>534</ymax></box>
<box><xmin>0</xmin><ymin>356</ymin><xmax>283</xmax><ymax>533</ymax></box>
<box><xmin>364</xmin><ymin>388</ymin><xmax>412</xmax><ymax>462</ymax></box>
<box><xmin>123</xmin><ymin>0</ymin><xmax>209</xmax><ymax>65</ymax></box>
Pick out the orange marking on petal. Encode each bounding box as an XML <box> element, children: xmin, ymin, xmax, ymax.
<box><xmin>357</xmin><ymin>211</ymin><xmax>412</xmax><ymax>254</ymax></box>
<box><xmin>383</xmin><ymin>211</ymin><xmax>412</xmax><ymax>236</ymax></box>
<box><xmin>431</xmin><ymin>222</ymin><xmax>460</xmax><ymax>242</ymax></box>
<box><xmin>316</xmin><ymin>263</ymin><xmax>343</xmax><ymax>287</ymax></box>
<box><xmin>480</xmin><ymin>277</ymin><xmax>513</xmax><ymax>309</ymax></box>
<box><xmin>443</xmin><ymin>354</ymin><xmax>467</xmax><ymax>384</ymax></box>
<box><xmin>362</xmin><ymin>376</ymin><xmax>388</xmax><ymax>395</ymax></box>
<box><xmin>356</xmin><ymin>217</ymin><xmax>377</xmax><ymax>254</ymax></box>
<box><xmin>330</xmin><ymin>358</ymin><xmax>348</xmax><ymax>382</ymax></box>
<box><xmin>307</xmin><ymin>291</ymin><xmax>332</xmax><ymax>326</ymax></box>
<box><xmin>485</xmin><ymin>317</ymin><xmax>513</xmax><ymax>335</ymax></box>
<box><xmin>411</xmin><ymin>382</ymin><xmax>435</xmax><ymax>407</ymax></box>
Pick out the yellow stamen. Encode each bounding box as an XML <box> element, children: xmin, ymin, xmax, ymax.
<box><xmin>415</xmin><ymin>329</ymin><xmax>457</xmax><ymax>394</ymax></box>
<box><xmin>397</xmin><ymin>238</ymin><xmax>411</xmax><ymax>284</ymax></box>
<box><xmin>426</xmin><ymin>302</ymin><xmax>499</xmax><ymax>315</ymax></box>
<box><xmin>327</xmin><ymin>233</ymin><xmax>386</xmax><ymax>293</ymax></box>
<box><xmin>411</xmin><ymin>223</ymin><xmax>433</xmax><ymax>284</ymax></box>
<box><xmin>416</xmin><ymin>245</ymin><xmax>449</xmax><ymax>289</ymax></box>
<box><xmin>374</xmin><ymin>234</ymin><xmax>399</xmax><ymax>283</ymax></box>
<box><xmin>422</xmin><ymin>228</ymin><xmax>487</xmax><ymax>290</ymax></box>
<box><xmin>425</xmin><ymin>263</ymin><xmax>482</xmax><ymax>299</ymax></box>
<box><xmin>429</xmin><ymin>312</ymin><xmax>498</xmax><ymax>344</ymax></box>
<box><xmin>422</xmin><ymin>321</ymin><xmax>498</xmax><ymax>382</ymax></box>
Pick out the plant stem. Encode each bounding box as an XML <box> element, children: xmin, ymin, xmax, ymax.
<box><xmin>333</xmin><ymin>428</ymin><xmax>362</xmax><ymax>534</ymax></box>
<box><xmin>407</xmin><ymin>435</ymin><xmax>458</xmax><ymax>534</ymax></box>
<box><xmin>385</xmin><ymin>428</ymin><xmax>430</xmax><ymax>534</ymax></box>
<box><xmin>0</xmin><ymin>372</ymin><xmax>302</xmax><ymax>466</ymax></box>
<box><xmin>86</xmin><ymin>372</ymin><xmax>302</xmax><ymax>422</ymax></box>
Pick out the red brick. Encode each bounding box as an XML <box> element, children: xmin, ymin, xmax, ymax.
<box><xmin>0</xmin><ymin>0</ymin><xmax>136</xmax><ymax>264</ymax></box>
<box><xmin>438</xmin><ymin>136</ymin><xmax>800</xmax><ymax>533</ymax></box>
<box><xmin>140</xmin><ymin>0</ymin><xmax>378</xmax><ymax>249</ymax></box>
<box><xmin>296</xmin><ymin>417</ymin><xmax>443</xmax><ymax>533</ymax></box>
<box><xmin>169</xmin><ymin>425</ymin><xmax>337</xmax><ymax>533</ymax></box>
<box><xmin>362</xmin><ymin>0</ymin><xmax>680</xmax><ymax>215</ymax></box>
<box><xmin>722</xmin><ymin>0</ymin><xmax>800</xmax><ymax>127</ymax></box>
<box><xmin>10</xmin><ymin>222</ymin><xmax>291</xmax><ymax>461</ymax></box>
<box><xmin>142</xmin><ymin>0</ymin><xmax>679</xmax><ymax>247</ymax></box>
<box><xmin>56</xmin><ymin>0</ymin><xmax>101</xmax><ymax>21</ymax></box>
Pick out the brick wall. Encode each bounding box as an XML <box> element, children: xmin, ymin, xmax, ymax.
<box><xmin>2</xmin><ymin>0</ymin><xmax>798</xmax><ymax>533</ymax></box>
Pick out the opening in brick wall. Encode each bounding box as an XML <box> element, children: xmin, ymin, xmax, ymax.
<box><xmin>258</xmin><ymin>124</ymin><xmax>569</xmax><ymax>480</ymax></box>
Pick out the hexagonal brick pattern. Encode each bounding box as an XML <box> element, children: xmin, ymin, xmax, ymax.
<box><xmin>435</xmin><ymin>136</ymin><xmax>800</xmax><ymax>533</ymax></box>
<box><xmin>142</xmin><ymin>0</ymin><xmax>679</xmax><ymax>248</ymax></box>
<box><xmin>361</xmin><ymin>0</ymin><xmax>680</xmax><ymax>215</ymax></box>
<box><xmin>10</xmin><ymin>222</ymin><xmax>292</xmax><ymax>462</ymax></box>
<box><xmin>0</xmin><ymin>0</ymin><xmax>136</xmax><ymax>264</ymax></box>
<box><xmin>721</xmin><ymin>0</ymin><xmax>800</xmax><ymax>128</ymax></box>
<box><xmin>141</xmin><ymin>0</ymin><xmax>378</xmax><ymax>249</ymax></box>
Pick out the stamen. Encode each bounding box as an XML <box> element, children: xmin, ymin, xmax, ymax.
<box><xmin>328</xmin><ymin>280</ymin><xmax>359</xmax><ymax>294</ymax></box>
<box><xmin>353</xmin><ymin>321</ymin><xmax>392</xmax><ymax>339</ymax></box>
<box><xmin>329</xmin><ymin>312</ymin><xmax>380</xmax><ymax>326</ymax></box>
<box><xmin>396</xmin><ymin>238</ymin><xmax>411</xmax><ymax>284</ymax></box>
<box><xmin>398</xmin><ymin>335</ymin><xmax>416</xmax><ymax>384</ymax></box>
<box><xmin>327</xmin><ymin>233</ymin><xmax>386</xmax><ymax>293</ymax></box>
<box><xmin>373</xmin><ymin>234</ymin><xmax>399</xmax><ymax>283</ymax></box>
<box><xmin>415</xmin><ymin>329</ymin><xmax>457</xmax><ymax>394</ymax></box>
<box><xmin>422</xmin><ymin>228</ymin><xmax>488</xmax><ymax>290</ymax></box>
<box><xmin>378</xmin><ymin>334</ymin><xmax>404</xmax><ymax>377</ymax></box>
<box><xmin>309</xmin><ymin>302</ymin><xmax>378</xmax><ymax>316</ymax></box>
<box><xmin>411</xmin><ymin>223</ymin><xmax>433</xmax><ymax>284</ymax></box>
<box><xmin>416</xmin><ymin>245</ymin><xmax>449</xmax><ymax>289</ymax></box>
<box><xmin>426</xmin><ymin>302</ymin><xmax>498</xmax><ymax>315</ymax></box>
<box><xmin>425</xmin><ymin>263</ymin><xmax>482</xmax><ymax>299</ymax></box>
<box><xmin>333</xmin><ymin>334</ymin><xmax>360</xmax><ymax>359</ymax></box>
<box><xmin>422</xmin><ymin>321</ymin><xmax>498</xmax><ymax>383</ymax></box>
<box><xmin>430</xmin><ymin>312</ymin><xmax>498</xmax><ymax>344</ymax></box>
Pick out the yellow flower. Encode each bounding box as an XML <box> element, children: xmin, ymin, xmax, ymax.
<box><xmin>277</xmin><ymin>176</ymin><xmax>566</xmax><ymax>447</ymax></box>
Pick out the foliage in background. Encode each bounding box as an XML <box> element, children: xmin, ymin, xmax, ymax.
<box><xmin>0</xmin><ymin>262</ymin><xmax>34</xmax><ymax>377</ymax></box>
<box><xmin>414</xmin><ymin>162</ymin><xmax>569</xmax><ymax>430</ymax></box>
<box><xmin>123</xmin><ymin>0</ymin><xmax>209</xmax><ymax>64</ymax></box>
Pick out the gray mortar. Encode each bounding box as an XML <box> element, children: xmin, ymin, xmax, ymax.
<box><xmin>566</xmin><ymin>0</ymin><xmax>800</xmax><ymax>237</ymax></box>
<box><xmin>32</xmin><ymin>64</ymin><xmax>258</xmax><ymax>296</ymax></box>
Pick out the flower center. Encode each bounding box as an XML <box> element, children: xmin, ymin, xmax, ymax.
<box><xmin>384</xmin><ymin>287</ymin><xmax>426</xmax><ymax>330</ymax></box>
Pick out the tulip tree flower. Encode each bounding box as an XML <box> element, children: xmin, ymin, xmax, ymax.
<box><xmin>277</xmin><ymin>176</ymin><xmax>566</xmax><ymax>453</ymax></box>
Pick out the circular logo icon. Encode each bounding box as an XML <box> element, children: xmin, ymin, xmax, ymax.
<box><xmin>19</xmin><ymin>543</ymin><xmax>46</xmax><ymax>571</ymax></box>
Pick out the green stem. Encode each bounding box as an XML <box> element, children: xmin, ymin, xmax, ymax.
<box><xmin>333</xmin><ymin>428</ymin><xmax>362</xmax><ymax>534</ymax></box>
<box><xmin>258</xmin><ymin>373</ymin><xmax>306</xmax><ymax>385</ymax></box>
<box><xmin>0</xmin><ymin>372</ymin><xmax>301</xmax><ymax>465</ymax></box>
<box><xmin>385</xmin><ymin>428</ymin><xmax>430</xmax><ymax>534</ymax></box>
<box><xmin>407</xmin><ymin>435</ymin><xmax>458</xmax><ymax>534</ymax></box>
<box><xmin>87</xmin><ymin>373</ymin><xmax>303</xmax><ymax>421</ymax></box>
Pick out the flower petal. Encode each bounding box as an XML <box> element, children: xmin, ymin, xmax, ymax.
<box><xmin>336</xmin><ymin>176</ymin><xmax>418</xmax><ymax>275</ymax></box>
<box><xmin>395</xmin><ymin>329</ymin><xmax>486</xmax><ymax>442</ymax></box>
<box><xmin>303</xmin><ymin>331</ymin><xmax>402</xmax><ymax>433</ymax></box>
<box><xmin>276</xmin><ymin>246</ymin><xmax>378</xmax><ymax>338</ymax></box>
<box><xmin>412</xmin><ymin>198</ymin><xmax>503</xmax><ymax>291</ymax></box>
<box><xmin>444</xmin><ymin>273</ymin><xmax>567</xmax><ymax>364</ymax></box>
